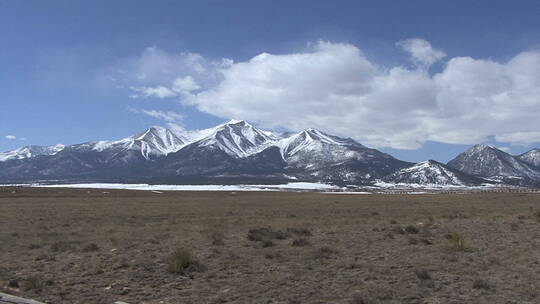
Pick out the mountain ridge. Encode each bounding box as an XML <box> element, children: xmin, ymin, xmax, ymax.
<box><xmin>1</xmin><ymin>121</ymin><xmax>539</xmax><ymax>187</ymax></box>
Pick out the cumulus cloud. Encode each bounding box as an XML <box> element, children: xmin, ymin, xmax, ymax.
<box><xmin>107</xmin><ymin>46</ymin><xmax>230</xmax><ymax>99</ymax></box>
<box><xmin>121</xmin><ymin>40</ymin><xmax>540</xmax><ymax>149</ymax></box>
<box><xmin>172</xmin><ymin>76</ymin><xmax>200</xmax><ymax>93</ymax></box>
<box><xmin>397</xmin><ymin>38</ymin><xmax>446</xmax><ymax>68</ymax></box>
<box><xmin>5</xmin><ymin>135</ymin><xmax>16</xmax><ymax>140</ymax></box>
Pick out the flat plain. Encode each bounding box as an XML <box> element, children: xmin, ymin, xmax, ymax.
<box><xmin>1</xmin><ymin>187</ymin><xmax>540</xmax><ymax>304</ymax></box>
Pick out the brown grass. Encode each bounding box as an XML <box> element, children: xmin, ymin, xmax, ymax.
<box><xmin>0</xmin><ymin>187</ymin><xmax>539</xmax><ymax>303</ymax></box>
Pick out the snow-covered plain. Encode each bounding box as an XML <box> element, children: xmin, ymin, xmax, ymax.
<box><xmin>2</xmin><ymin>181</ymin><xmax>523</xmax><ymax>194</ymax></box>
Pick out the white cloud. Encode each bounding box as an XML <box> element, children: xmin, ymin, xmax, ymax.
<box><xmin>107</xmin><ymin>46</ymin><xmax>231</xmax><ymax>99</ymax></box>
<box><xmin>5</xmin><ymin>135</ymin><xmax>16</xmax><ymax>140</ymax></box>
<box><xmin>129</xmin><ymin>86</ymin><xmax>177</xmax><ymax>99</ymax></box>
<box><xmin>397</xmin><ymin>38</ymin><xmax>446</xmax><ymax>68</ymax></box>
<box><xmin>122</xmin><ymin>40</ymin><xmax>540</xmax><ymax>149</ymax></box>
<box><xmin>172</xmin><ymin>76</ymin><xmax>200</xmax><ymax>93</ymax></box>
<box><xmin>134</xmin><ymin>109</ymin><xmax>184</xmax><ymax>123</ymax></box>
<box><xmin>494</xmin><ymin>145</ymin><xmax>512</xmax><ymax>153</ymax></box>
<box><xmin>495</xmin><ymin>131</ymin><xmax>540</xmax><ymax>146</ymax></box>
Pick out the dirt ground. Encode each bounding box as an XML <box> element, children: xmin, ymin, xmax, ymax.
<box><xmin>1</xmin><ymin>187</ymin><xmax>540</xmax><ymax>304</ymax></box>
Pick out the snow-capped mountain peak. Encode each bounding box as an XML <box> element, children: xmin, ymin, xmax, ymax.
<box><xmin>518</xmin><ymin>148</ymin><xmax>540</xmax><ymax>168</ymax></box>
<box><xmin>382</xmin><ymin>160</ymin><xmax>483</xmax><ymax>186</ymax></box>
<box><xmin>447</xmin><ymin>143</ymin><xmax>539</xmax><ymax>181</ymax></box>
<box><xmin>193</xmin><ymin>119</ymin><xmax>277</xmax><ymax>157</ymax></box>
<box><xmin>0</xmin><ymin>144</ymin><xmax>65</xmax><ymax>162</ymax></box>
<box><xmin>79</xmin><ymin>126</ymin><xmax>186</xmax><ymax>160</ymax></box>
<box><xmin>224</xmin><ymin>118</ymin><xmax>247</xmax><ymax>125</ymax></box>
<box><xmin>277</xmin><ymin>128</ymin><xmax>361</xmax><ymax>159</ymax></box>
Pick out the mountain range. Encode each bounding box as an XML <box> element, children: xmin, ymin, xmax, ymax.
<box><xmin>1</xmin><ymin>120</ymin><xmax>540</xmax><ymax>187</ymax></box>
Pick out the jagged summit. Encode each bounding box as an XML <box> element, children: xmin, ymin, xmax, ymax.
<box><xmin>0</xmin><ymin>144</ymin><xmax>65</xmax><ymax>162</ymax></box>
<box><xmin>447</xmin><ymin>144</ymin><xmax>539</xmax><ymax>183</ymax></box>
<box><xmin>193</xmin><ymin>119</ymin><xmax>276</xmax><ymax>158</ymax></box>
<box><xmin>75</xmin><ymin>126</ymin><xmax>187</xmax><ymax>160</ymax></box>
<box><xmin>518</xmin><ymin>148</ymin><xmax>540</xmax><ymax>168</ymax></box>
<box><xmin>224</xmin><ymin>118</ymin><xmax>247</xmax><ymax>125</ymax></box>
<box><xmin>382</xmin><ymin>160</ymin><xmax>485</xmax><ymax>186</ymax></box>
<box><xmin>1</xmin><ymin>120</ymin><xmax>539</xmax><ymax>187</ymax></box>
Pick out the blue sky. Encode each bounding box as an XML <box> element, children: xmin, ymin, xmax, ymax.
<box><xmin>2</xmin><ymin>0</ymin><xmax>540</xmax><ymax>162</ymax></box>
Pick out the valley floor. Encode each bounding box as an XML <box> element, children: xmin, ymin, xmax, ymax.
<box><xmin>1</xmin><ymin>187</ymin><xmax>540</xmax><ymax>304</ymax></box>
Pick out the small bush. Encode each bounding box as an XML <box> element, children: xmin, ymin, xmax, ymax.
<box><xmin>264</xmin><ymin>252</ymin><xmax>283</xmax><ymax>259</ymax></box>
<box><xmin>51</xmin><ymin>241</ymin><xmax>78</xmax><ymax>252</ymax></box>
<box><xmin>82</xmin><ymin>243</ymin><xmax>99</xmax><ymax>252</ymax></box>
<box><xmin>314</xmin><ymin>246</ymin><xmax>338</xmax><ymax>259</ymax></box>
<box><xmin>352</xmin><ymin>293</ymin><xmax>376</xmax><ymax>304</ymax></box>
<box><xmin>408</xmin><ymin>238</ymin><xmax>419</xmax><ymax>245</ymax></box>
<box><xmin>352</xmin><ymin>287</ymin><xmax>394</xmax><ymax>303</ymax></box>
<box><xmin>447</xmin><ymin>233</ymin><xmax>470</xmax><ymax>252</ymax></box>
<box><xmin>8</xmin><ymin>280</ymin><xmax>19</xmax><ymax>288</ymax></box>
<box><xmin>291</xmin><ymin>238</ymin><xmax>311</xmax><ymax>247</ymax></box>
<box><xmin>393</xmin><ymin>227</ymin><xmax>406</xmax><ymax>235</ymax></box>
<box><xmin>209</xmin><ymin>231</ymin><xmax>225</xmax><ymax>246</ymax></box>
<box><xmin>414</xmin><ymin>269</ymin><xmax>432</xmax><ymax>280</ymax></box>
<box><xmin>510</xmin><ymin>222</ymin><xmax>519</xmax><ymax>231</ymax></box>
<box><xmin>472</xmin><ymin>279</ymin><xmax>493</xmax><ymax>290</ymax></box>
<box><xmin>421</xmin><ymin>238</ymin><xmax>433</xmax><ymax>245</ymax></box>
<box><xmin>24</xmin><ymin>276</ymin><xmax>45</xmax><ymax>291</ymax></box>
<box><xmin>487</xmin><ymin>256</ymin><xmax>502</xmax><ymax>266</ymax></box>
<box><xmin>405</xmin><ymin>225</ymin><xmax>419</xmax><ymax>234</ymax></box>
<box><xmin>166</xmin><ymin>248</ymin><xmax>199</xmax><ymax>274</ymax></box>
<box><xmin>248</xmin><ymin>227</ymin><xmax>289</xmax><ymax>243</ymax></box>
<box><xmin>262</xmin><ymin>239</ymin><xmax>275</xmax><ymax>248</ymax></box>
<box><xmin>286</xmin><ymin>227</ymin><xmax>312</xmax><ymax>237</ymax></box>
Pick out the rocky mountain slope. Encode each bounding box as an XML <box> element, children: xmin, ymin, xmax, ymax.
<box><xmin>447</xmin><ymin>144</ymin><xmax>540</xmax><ymax>185</ymax></box>
<box><xmin>1</xmin><ymin>122</ymin><xmax>539</xmax><ymax>187</ymax></box>
<box><xmin>381</xmin><ymin>160</ymin><xmax>486</xmax><ymax>186</ymax></box>
<box><xmin>0</xmin><ymin>120</ymin><xmax>410</xmax><ymax>184</ymax></box>
<box><xmin>518</xmin><ymin>148</ymin><xmax>540</xmax><ymax>168</ymax></box>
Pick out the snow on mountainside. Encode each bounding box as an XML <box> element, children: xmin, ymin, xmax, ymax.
<box><xmin>0</xmin><ymin>144</ymin><xmax>65</xmax><ymax>162</ymax></box>
<box><xmin>447</xmin><ymin>144</ymin><xmax>539</xmax><ymax>182</ymax></box>
<box><xmin>382</xmin><ymin>160</ymin><xmax>485</xmax><ymax>186</ymax></box>
<box><xmin>0</xmin><ymin>120</ymin><xmax>409</xmax><ymax>184</ymax></box>
<box><xmin>192</xmin><ymin>119</ymin><xmax>278</xmax><ymax>157</ymax></box>
<box><xmin>2</xmin><ymin>120</ymin><xmax>539</xmax><ymax>187</ymax></box>
<box><xmin>273</xmin><ymin>128</ymin><xmax>410</xmax><ymax>183</ymax></box>
<box><xmin>277</xmin><ymin>128</ymin><xmax>362</xmax><ymax>160</ymax></box>
<box><xmin>67</xmin><ymin>126</ymin><xmax>187</xmax><ymax>161</ymax></box>
<box><xmin>518</xmin><ymin>148</ymin><xmax>540</xmax><ymax>168</ymax></box>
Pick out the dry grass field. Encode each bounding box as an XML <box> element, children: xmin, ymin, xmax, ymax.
<box><xmin>1</xmin><ymin>187</ymin><xmax>540</xmax><ymax>304</ymax></box>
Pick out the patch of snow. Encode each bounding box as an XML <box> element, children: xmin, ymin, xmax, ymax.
<box><xmin>321</xmin><ymin>191</ymin><xmax>371</xmax><ymax>194</ymax></box>
<box><xmin>32</xmin><ymin>182</ymin><xmax>339</xmax><ymax>191</ymax></box>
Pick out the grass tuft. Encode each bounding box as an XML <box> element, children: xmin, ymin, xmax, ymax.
<box><xmin>24</xmin><ymin>276</ymin><xmax>45</xmax><ymax>291</ymax></box>
<box><xmin>166</xmin><ymin>248</ymin><xmax>202</xmax><ymax>274</ymax></box>
<box><xmin>291</xmin><ymin>238</ymin><xmax>311</xmax><ymax>247</ymax></box>
<box><xmin>447</xmin><ymin>233</ymin><xmax>470</xmax><ymax>252</ymax></box>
